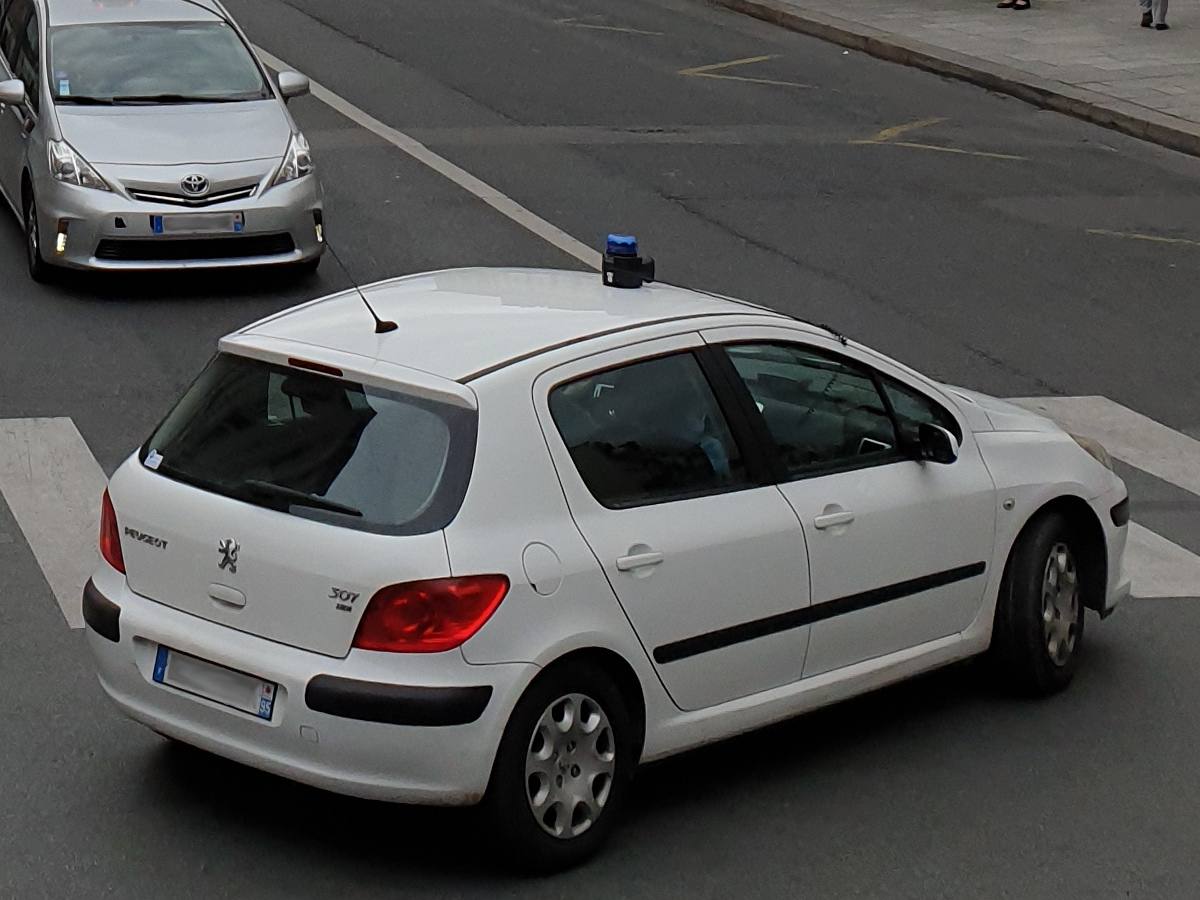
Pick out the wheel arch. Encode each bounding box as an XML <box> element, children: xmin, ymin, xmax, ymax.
<box><xmin>526</xmin><ymin>647</ymin><xmax>647</xmax><ymax>765</ymax></box>
<box><xmin>1013</xmin><ymin>495</ymin><xmax>1108</xmax><ymax>612</ymax></box>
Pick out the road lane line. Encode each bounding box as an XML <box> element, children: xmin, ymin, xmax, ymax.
<box><xmin>1086</xmin><ymin>228</ymin><xmax>1200</xmax><ymax>249</ymax></box>
<box><xmin>553</xmin><ymin>17</ymin><xmax>664</xmax><ymax>36</ymax></box>
<box><xmin>868</xmin><ymin>117</ymin><xmax>946</xmax><ymax>143</ymax></box>
<box><xmin>679</xmin><ymin>55</ymin><xmax>776</xmax><ymax>75</ymax></box>
<box><xmin>850</xmin><ymin>140</ymin><xmax>1025</xmax><ymax>161</ymax></box>
<box><xmin>678</xmin><ymin>55</ymin><xmax>811</xmax><ymax>88</ymax></box>
<box><xmin>1125</xmin><ymin>523</ymin><xmax>1200</xmax><ymax>599</ymax></box>
<box><xmin>253</xmin><ymin>48</ymin><xmax>602</xmax><ymax>271</ymax></box>
<box><xmin>0</xmin><ymin>418</ymin><xmax>107</xmax><ymax>628</ymax></box>
<box><xmin>1008</xmin><ymin>396</ymin><xmax>1200</xmax><ymax>500</ymax></box>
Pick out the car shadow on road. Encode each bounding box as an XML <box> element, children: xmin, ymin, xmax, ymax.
<box><xmin>136</xmin><ymin>657</ymin><xmax>1021</xmax><ymax>880</ymax></box>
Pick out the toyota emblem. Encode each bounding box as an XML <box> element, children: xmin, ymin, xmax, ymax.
<box><xmin>181</xmin><ymin>174</ymin><xmax>210</xmax><ymax>196</ymax></box>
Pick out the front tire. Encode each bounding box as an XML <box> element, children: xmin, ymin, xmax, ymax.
<box><xmin>483</xmin><ymin>662</ymin><xmax>634</xmax><ymax>874</ymax></box>
<box><xmin>989</xmin><ymin>511</ymin><xmax>1087</xmax><ymax>696</ymax></box>
<box><xmin>24</xmin><ymin>190</ymin><xmax>51</xmax><ymax>283</ymax></box>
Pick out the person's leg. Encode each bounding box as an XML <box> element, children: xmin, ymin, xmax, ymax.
<box><xmin>1140</xmin><ymin>0</ymin><xmax>1153</xmax><ymax>27</ymax></box>
<box><xmin>1154</xmin><ymin>0</ymin><xmax>1169</xmax><ymax>28</ymax></box>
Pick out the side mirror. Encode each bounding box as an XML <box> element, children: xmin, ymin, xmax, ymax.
<box><xmin>0</xmin><ymin>79</ymin><xmax>26</xmax><ymax>107</ymax></box>
<box><xmin>276</xmin><ymin>71</ymin><xmax>310</xmax><ymax>101</ymax></box>
<box><xmin>917</xmin><ymin>423</ymin><xmax>959</xmax><ymax>464</ymax></box>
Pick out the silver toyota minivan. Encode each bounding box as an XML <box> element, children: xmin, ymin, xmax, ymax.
<box><xmin>0</xmin><ymin>0</ymin><xmax>325</xmax><ymax>280</ymax></box>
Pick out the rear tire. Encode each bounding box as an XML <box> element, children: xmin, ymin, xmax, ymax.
<box><xmin>988</xmin><ymin>511</ymin><xmax>1087</xmax><ymax>696</ymax></box>
<box><xmin>24</xmin><ymin>190</ymin><xmax>51</xmax><ymax>284</ymax></box>
<box><xmin>482</xmin><ymin>662</ymin><xmax>634</xmax><ymax>874</ymax></box>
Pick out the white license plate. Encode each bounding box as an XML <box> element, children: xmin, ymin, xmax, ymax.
<box><xmin>153</xmin><ymin>645</ymin><xmax>276</xmax><ymax>720</ymax></box>
<box><xmin>151</xmin><ymin>212</ymin><xmax>244</xmax><ymax>235</ymax></box>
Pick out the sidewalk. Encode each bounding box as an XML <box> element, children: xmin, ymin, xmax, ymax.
<box><xmin>711</xmin><ymin>0</ymin><xmax>1200</xmax><ymax>157</ymax></box>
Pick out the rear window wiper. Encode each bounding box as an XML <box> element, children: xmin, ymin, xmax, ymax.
<box><xmin>243</xmin><ymin>480</ymin><xmax>363</xmax><ymax>518</ymax></box>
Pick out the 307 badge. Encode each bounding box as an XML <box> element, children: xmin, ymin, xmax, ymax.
<box><xmin>330</xmin><ymin>587</ymin><xmax>360</xmax><ymax>612</ymax></box>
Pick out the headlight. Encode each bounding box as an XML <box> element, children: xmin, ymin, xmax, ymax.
<box><xmin>271</xmin><ymin>132</ymin><xmax>313</xmax><ymax>186</ymax></box>
<box><xmin>48</xmin><ymin>140</ymin><xmax>110</xmax><ymax>191</ymax></box>
<box><xmin>1070</xmin><ymin>433</ymin><xmax>1114</xmax><ymax>471</ymax></box>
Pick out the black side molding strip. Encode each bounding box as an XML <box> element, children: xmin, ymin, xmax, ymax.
<box><xmin>82</xmin><ymin>579</ymin><xmax>121</xmax><ymax>643</ymax></box>
<box><xmin>305</xmin><ymin>676</ymin><xmax>493</xmax><ymax>727</ymax></box>
<box><xmin>654</xmin><ymin>561</ymin><xmax>987</xmax><ymax>665</ymax></box>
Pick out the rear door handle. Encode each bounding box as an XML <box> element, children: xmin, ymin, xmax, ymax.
<box><xmin>814</xmin><ymin>511</ymin><xmax>855</xmax><ymax>530</ymax></box>
<box><xmin>616</xmin><ymin>551</ymin><xmax>665</xmax><ymax>572</ymax></box>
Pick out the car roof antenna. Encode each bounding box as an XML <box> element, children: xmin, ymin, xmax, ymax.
<box><xmin>324</xmin><ymin>242</ymin><xmax>398</xmax><ymax>334</ymax></box>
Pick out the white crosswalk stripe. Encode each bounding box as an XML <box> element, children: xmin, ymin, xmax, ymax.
<box><xmin>0</xmin><ymin>418</ymin><xmax>106</xmax><ymax>628</ymax></box>
<box><xmin>0</xmin><ymin>397</ymin><xmax>1197</xmax><ymax>629</ymax></box>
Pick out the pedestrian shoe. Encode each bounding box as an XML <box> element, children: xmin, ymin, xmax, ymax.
<box><xmin>1141</xmin><ymin>12</ymin><xmax>1153</xmax><ymax>26</ymax></box>
<box><xmin>1156</xmin><ymin>22</ymin><xmax>1170</xmax><ymax>29</ymax></box>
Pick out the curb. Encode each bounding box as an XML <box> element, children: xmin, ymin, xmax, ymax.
<box><xmin>708</xmin><ymin>0</ymin><xmax>1200</xmax><ymax>159</ymax></box>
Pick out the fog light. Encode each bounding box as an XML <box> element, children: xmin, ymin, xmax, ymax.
<box><xmin>56</xmin><ymin>219</ymin><xmax>69</xmax><ymax>254</ymax></box>
<box><xmin>313</xmin><ymin>210</ymin><xmax>324</xmax><ymax>243</ymax></box>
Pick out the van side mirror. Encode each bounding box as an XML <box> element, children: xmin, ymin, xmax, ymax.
<box><xmin>276</xmin><ymin>71</ymin><xmax>310</xmax><ymax>101</ymax></box>
<box><xmin>917</xmin><ymin>423</ymin><xmax>959</xmax><ymax>464</ymax></box>
<box><xmin>0</xmin><ymin>79</ymin><xmax>26</xmax><ymax>107</ymax></box>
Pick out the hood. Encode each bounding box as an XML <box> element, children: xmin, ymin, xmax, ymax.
<box><xmin>56</xmin><ymin>100</ymin><xmax>291</xmax><ymax>165</ymax></box>
<box><xmin>940</xmin><ymin>384</ymin><xmax>1063</xmax><ymax>434</ymax></box>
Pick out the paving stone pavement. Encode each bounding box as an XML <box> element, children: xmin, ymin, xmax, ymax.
<box><xmin>712</xmin><ymin>0</ymin><xmax>1200</xmax><ymax>153</ymax></box>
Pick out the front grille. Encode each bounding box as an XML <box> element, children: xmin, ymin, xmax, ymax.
<box><xmin>95</xmin><ymin>233</ymin><xmax>296</xmax><ymax>262</ymax></box>
<box><xmin>127</xmin><ymin>184</ymin><xmax>259</xmax><ymax>207</ymax></box>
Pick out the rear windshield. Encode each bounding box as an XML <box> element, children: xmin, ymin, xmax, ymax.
<box><xmin>141</xmin><ymin>354</ymin><xmax>477</xmax><ymax>535</ymax></box>
<box><xmin>49</xmin><ymin>22</ymin><xmax>270</xmax><ymax>104</ymax></box>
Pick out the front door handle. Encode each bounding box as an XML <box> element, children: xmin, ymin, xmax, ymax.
<box><xmin>616</xmin><ymin>551</ymin><xmax>665</xmax><ymax>572</ymax></box>
<box><xmin>814</xmin><ymin>510</ymin><xmax>856</xmax><ymax>530</ymax></box>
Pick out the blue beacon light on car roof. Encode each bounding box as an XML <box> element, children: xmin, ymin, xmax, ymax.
<box><xmin>602</xmin><ymin>233</ymin><xmax>655</xmax><ymax>289</ymax></box>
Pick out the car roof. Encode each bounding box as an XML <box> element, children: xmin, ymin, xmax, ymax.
<box><xmin>234</xmin><ymin>268</ymin><xmax>794</xmax><ymax>383</ymax></box>
<box><xmin>47</xmin><ymin>0</ymin><xmax>225</xmax><ymax>27</ymax></box>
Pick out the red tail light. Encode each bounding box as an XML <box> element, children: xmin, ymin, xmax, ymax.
<box><xmin>352</xmin><ymin>576</ymin><xmax>509</xmax><ymax>653</ymax></box>
<box><xmin>99</xmin><ymin>489</ymin><xmax>125</xmax><ymax>574</ymax></box>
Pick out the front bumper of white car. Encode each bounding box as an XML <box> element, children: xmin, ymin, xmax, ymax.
<box><xmin>1093</xmin><ymin>482</ymin><xmax>1132</xmax><ymax>616</ymax></box>
<box><xmin>34</xmin><ymin>172</ymin><xmax>324</xmax><ymax>271</ymax></box>
<box><xmin>83</xmin><ymin>567</ymin><xmax>536</xmax><ymax>805</ymax></box>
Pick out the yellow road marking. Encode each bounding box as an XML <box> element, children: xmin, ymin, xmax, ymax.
<box><xmin>850</xmin><ymin>139</ymin><xmax>1025</xmax><ymax>161</ymax></box>
<box><xmin>869</xmin><ymin>117</ymin><xmax>946</xmax><ymax>143</ymax></box>
<box><xmin>1087</xmin><ymin>228</ymin><xmax>1200</xmax><ymax>248</ymax></box>
<box><xmin>679</xmin><ymin>55</ymin><xmax>776</xmax><ymax>75</ymax></box>
<box><xmin>553</xmin><ymin>17</ymin><xmax>663</xmax><ymax>36</ymax></box>
<box><xmin>678</xmin><ymin>55</ymin><xmax>811</xmax><ymax>89</ymax></box>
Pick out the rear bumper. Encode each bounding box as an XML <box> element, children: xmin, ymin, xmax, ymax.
<box><xmin>83</xmin><ymin>571</ymin><xmax>536</xmax><ymax>805</ymax></box>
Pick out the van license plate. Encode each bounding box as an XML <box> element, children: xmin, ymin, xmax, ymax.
<box><xmin>153</xmin><ymin>645</ymin><xmax>276</xmax><ymax>720</ymax></box>
<box><xmin>151</xmin><ymin>212</ymin><xmax>244</xmax><ymax>235</ymax></box>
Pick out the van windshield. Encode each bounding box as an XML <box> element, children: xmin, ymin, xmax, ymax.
<box><xmin>141</xmin><ymin>354</ymin><xmax>477</xmax><ymax>535</ymax></box>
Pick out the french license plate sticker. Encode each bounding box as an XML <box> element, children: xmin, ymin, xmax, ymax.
<box><xmin>151</xmin><ymin>212</ymin><xmax>245</xmax><ymax>235</ymax></box>
<box><xmin>153</xmin><ymin>645</ymin><xmax>276</xmax><ymax>721</ymax></box>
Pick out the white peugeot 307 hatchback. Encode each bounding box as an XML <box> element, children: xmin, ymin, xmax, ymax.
<box><xmin>85</xmin><ymin>241</ymin><xmax>1131</xmax><ymax>872</ymax></box>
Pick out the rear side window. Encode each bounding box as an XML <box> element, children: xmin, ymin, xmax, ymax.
<box><xmin>548</xmin><ymin>352</ymin><xmax>751</xmax><ymax>509</ymax></box>
<box><xmin>141</xmin><ymin>354</ymin><xmax>477</xmax><ymax>535</ymax></box>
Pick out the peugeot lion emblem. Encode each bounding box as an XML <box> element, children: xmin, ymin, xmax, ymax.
<box><xmin>181</xmin><ymin>173</ymin><xmax>210</xmax><ymax>196</ymax></box>
<box><xmin>218</xmin><ymin>539</ymin><xmax>240</xmax><ymax>574</ymax></box>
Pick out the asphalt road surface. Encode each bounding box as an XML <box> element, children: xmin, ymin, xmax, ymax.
<box><xmin>3</xmin><ymin>0</ymin><xmax>1199</xmax><ymax>897</ymax></box>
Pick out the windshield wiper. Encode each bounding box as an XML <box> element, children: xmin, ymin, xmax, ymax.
<box><xmin>109</xmin><ymin>93</ymin><xmax>252</xmax><ymax>105</ymax></box>
<box><xmin>243</xmin><ymin>480</ymin><xmax>363</xmax><ymax>518</ymax></box>
<box><xmin>56</xmin><ymin>95</ymin><xmax>115</xmax><ymax>105</ymax></box>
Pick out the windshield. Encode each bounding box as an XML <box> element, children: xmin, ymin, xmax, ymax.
<box><xmin>141</xmin><ymin>354</ymin><xmax>478</xmax><ymax>535</ymax></box>
<box><xmin>49</xmin><ymin>22</ymin><xmax>270</xmax><ymax>104</ymax></box>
